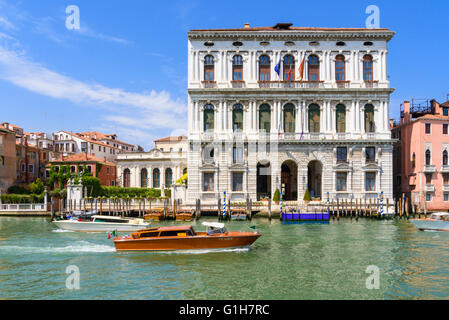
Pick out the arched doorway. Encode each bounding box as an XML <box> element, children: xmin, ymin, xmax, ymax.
<box><xmin>257</xmin><ymin>161</ymin><xmax>271</xmax><ymax>200</ymax></box>
<box><xmin>307</xmin><ymin>161</ymin><xmax>322</xmax><ymax>199</ymax></box>
<box><xmin>281</xmin><ymin>160</ymin><xmax>298</xmax><ymax>200</ymax></box>
<box><xmin>123</xmin><ymin>168</ymin><xmax>131</xmax><ymax>188</ymax></box>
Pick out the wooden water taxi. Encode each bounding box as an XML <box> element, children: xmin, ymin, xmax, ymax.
<box><xmin>176</xmin><ymin>209</ymin><xmax>195</xmax><ymax>221</ymax></box>
<box><xmin>410</xmin><ymin>212</ymin><xmax>449</xmax><ymax>231</ymax></box>
<box><xmin>144</xmin><ymin>208</ymin><xmax>165</xmax><ymax>221</ymax></box>
<box><xmin>112</xmin><ymin>222</ymin><xmax>261</xmax><ymax>251</ymax></box>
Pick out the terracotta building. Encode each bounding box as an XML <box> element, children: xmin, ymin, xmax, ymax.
<box><xmin>0</xmin><ymin>123</ymin><xmax>17</xmax><ymax>192</ymax></box>
<box><xmin>392</xmin><ymin>98</ymin><xmax>449</xmax><ymax>211</ymax></box>
<box><xmin>47</xmin><ymin>153</ymin><xmax>117</xmax><ymax>187</ymax></box>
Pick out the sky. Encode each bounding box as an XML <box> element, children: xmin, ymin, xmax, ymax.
<box><xmin>0</xmin><ymin>0</ymin><xmax>448</xmax><ymax>151</ymax></box>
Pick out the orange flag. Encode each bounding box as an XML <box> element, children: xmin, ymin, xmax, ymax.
<box><xmin>296</xmin><ymin>57</ymin><xmax>305</xmax><ymax>82</ymax></box>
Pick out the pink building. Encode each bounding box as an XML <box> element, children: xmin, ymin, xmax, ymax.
<box><xmin>392</xmin><ymin>99</ymin><xmax>449</xmax><ymax>211</ymax></box>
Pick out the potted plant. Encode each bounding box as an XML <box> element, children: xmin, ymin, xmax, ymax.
<box><xmin>303</xmin><ymin>188</ymin><xmax>311</xmax><ymax>205</ymax></box>
<box><xmin>273</xmin><ymin>188</ymin><xmax>281</xmax><ymax>205</ymax></box>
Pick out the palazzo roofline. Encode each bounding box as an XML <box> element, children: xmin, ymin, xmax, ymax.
<box><xmin>188</xmin><ymin>30</ymin><xmax>395</xmax><ymax>42</ymax></box>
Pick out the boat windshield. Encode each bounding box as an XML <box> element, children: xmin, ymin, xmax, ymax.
<box><xmin>207</xmin><ymin>227</ymin><xmax>227</xmax><ymax>235</ymax></box>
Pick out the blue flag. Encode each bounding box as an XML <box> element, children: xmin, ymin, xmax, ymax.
<box><xmin>274</xmin><ymin>58</ymin><xmax>281</xmax><ymax>77</ymax></box>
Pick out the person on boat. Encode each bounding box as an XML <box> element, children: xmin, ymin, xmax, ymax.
<box><xmin>207</xmin><ymin>226</ymin><xmax>216</xmax><ymax>235</ymax></box>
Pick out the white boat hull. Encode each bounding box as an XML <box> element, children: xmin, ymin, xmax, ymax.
<box><xmin>52</xmin><ymin>220</ymin><xmax>150</xmax><ymax>232</ymax></box>
<box><xmin>410</xmin><ymin>219</ymin><xmax>449</xmax><ymax>231</ymax></box>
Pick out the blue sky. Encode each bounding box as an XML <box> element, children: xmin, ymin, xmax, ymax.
<box><xmin>1</xmin><ymin>0</ymin><xmax>448</xmax><ymax>150</ymax></box>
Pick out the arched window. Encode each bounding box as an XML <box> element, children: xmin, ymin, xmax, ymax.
<box><xmin>204</xmin><ymin>55</ymin><xmax>214</xmax><ymax>81</ymax></box>
<box><xmin>283</xmin><ymin>104</ymin><xmax>296</xmax><ymax>133</ymax></box>
<box><xmin>232</xmin><ymin>104</ymin><xmax>244</xmax><ymax>132</ymax></box>
<box><xmin>153</xmin><ymin>168</ymin><xmax>160</xmax><ymax>188</ymax></box>
<box><xmin>283</xmin><ymin>55</ymin><xmax>295</xmax><ymax>81</ymax></box>
<box><xmin>140</xmin><ymin>168</ymin><xmax>148</xmax><ymax>188</ymax></box>
<box><xmin>232</xmin><ymin>55</ymin><xmax>243</xmax><ymax>81</ymax></box>
<box><xmin>308</xmin><ymin>104</ymin><xmax>320</xmax><ymax>133</ymax></box>
<box><xmin>336</xmin><ymin>104</ymin><xmax>346</xmax><ymax>133</ymax></box>
<box><xmin>123</xmin><ymin>168</ymin><xmax>131</xmax><ymax>188</ymax></box>
<box><xmin>259</xmin><ymin>55</ymin><xmax>270</xmax><ymax>81</ymax></box>
<box><xmin>425</xmin><ymin>150</ymin><xmax>431</xmax><ymax>166</ymax></box>
<box><xmin>443</xmin><ymin>150</ymin><xmax>448</xmax><ymax>166</ymax></box>
<box><xmin>153</xmin><ymin>168</ymin><xmax>161</xmax><ymax>188</ymax></box>
<box><xmin>308</xmin><ymin>55</ymin><xmax>320</xmax><ymax>81</ymax></box>
<box><xmin>412</xmin><ymin>153</ymin><xmax>416</xmax><ymax>168</ymax></box>
<box><xmin>364</xmin><ymin>104</ymin><xmax>375</xmax><ymax>133</ymax></box>
<box><xmin>165</xmin><ymin>168</ymin><xmax>173</xmax><ymax>188</ymax></box>
<box><xmin>335</xmin><ymin>55</ymin><xmax>345</xmax><ymax>81</ymax></box>
<box><xmin>203</xmin><ymin>104</ymin><xmax>214</xmax><ymax>132</ymax></box>
<box><xmin>259</xmin><ymin>104</ymin><xmax>271</xmax><ymax>133</ymax></box>
<box><xmin>363</xmin><ymin>54</ymin><xmax>373</xmax><ymax>81</ymax></box>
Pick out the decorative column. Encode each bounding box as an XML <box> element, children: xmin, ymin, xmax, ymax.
<box><xmin>296</xmin><ymin>100</ymin><xmax>302</xmax><ymax>134</ymax></box>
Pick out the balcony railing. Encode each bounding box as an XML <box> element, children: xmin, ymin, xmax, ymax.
<box><xmin>362</xmin><ymin>80</ymin><xmax>379</xmax><ymax>88</ymax></box>
<box><xmin>443</xmin><ymin>184</ymin><xmax>449</xmax><ymax>192</ymax></box>
<box><xmin>202</xmin><ymin>81</ymin><xmax>216</xmax><ymax>88</ymax></box>
<box><xmin>441</xmin><ymin>165</ymin><xmax>449</xmax><ymax>173</ymax></box>
<box><xmin>336</xmin><ymin>81</ymin><xmax>350</xmax><ymax>88</ymax></box>
<box><xmin>423</xmin><ymin>165</ymin><xmax>436</xmax><ymax>173</ymax></box>
<box><xmin>230</xmin><ymin>80</ymin><xmax>245</xmax><ymax>88</ymax></box>
<box><xmin>257</xmin><ymin>81</ymin><xmax>324</xmax><ymax>89</ymax></box>
<box><xmin>425</xmin><ymin>184</ymin><xmax>435</xmax><ymax>192</ymax></box>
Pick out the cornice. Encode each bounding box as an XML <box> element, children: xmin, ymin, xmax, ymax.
<box><xmin>188</xmin><ymin>30</ymin><xmax>395</xmax><ymax>42</ymax></box>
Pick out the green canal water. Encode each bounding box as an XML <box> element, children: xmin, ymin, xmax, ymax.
<box><xmin>0</xmin><ymin>216</ymin><xmax>448</xmax><ymax>300</ymax></box>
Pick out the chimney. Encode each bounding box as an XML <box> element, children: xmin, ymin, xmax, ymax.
<box><xmin>243</xmin><ymin>23</ymin><xmax>250</xmax><ymax>29</ymax></box>
<box><xmin>403</xmin><ymin>101</ymin><xmax>411</xmax><ymax>124</ymax></box>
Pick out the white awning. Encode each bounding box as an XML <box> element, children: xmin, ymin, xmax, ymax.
<box><xmin>202</xmin><ymin>222</ymin><xmax>225</xmax><ymax>228</ymax></box>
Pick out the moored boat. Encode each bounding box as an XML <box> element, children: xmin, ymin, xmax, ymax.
<box><xmin>52</xmin><ymin>215</ymin><xmax>151</xmax><ymax>232</ymax></box>
<box><xmin>175</xmin><ymin>209</ymin><xmax>195</xmax><ymax>221</ymax></box>
<box><xmin>144</xmin><ymin>208</ymin><xmax>165</xmax><ymax>221</ymax></box>
<box><xmin>410</xmin><ymin>212</ymin><xmax>449</xmax><ymax>231</ymax></box>
<box><xmin>112</xmin><ymin>222</ymin><xmax>261</xmax><ymax>251</ymax></box>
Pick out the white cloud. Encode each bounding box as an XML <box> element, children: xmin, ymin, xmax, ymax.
<box><xmin>0</xmin><ymin>37</ymin><xmax>187</xmax><ymax>148</ymax></box>
<box><xmin>74</xmin><ymin>26</ymin><xmax>131</xmax><ymax>45</ymax></box>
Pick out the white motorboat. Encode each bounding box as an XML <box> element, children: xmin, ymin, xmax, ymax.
<box><xmin>410</xmin><ymin>212</ymin><xmax>449</xmax><ymax>231</ymax></box>
<box><xmin>52</xmin><ymin>215</ymin><xmax>151</xmax><ymax>232</ymax></box>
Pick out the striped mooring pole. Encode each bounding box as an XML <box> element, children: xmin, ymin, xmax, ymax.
<box><xmin>222</xmin><ymin>191</ymin><xmax>227</xmax><ymax>219</ymax></box>
<box><xmin>380</xmin><ymin>191</ymin><xmax>384</xmax><ymax>217</ymax></box>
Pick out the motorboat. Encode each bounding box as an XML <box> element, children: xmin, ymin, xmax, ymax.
<box><xmin>176</xmin><ymin>209</ymin><xmax>195</xmax><ymax>221</ymax></box>
<box><xmin>410</xmin><ymin>212</ymin><xmax>449</xmax><ymax>231</ymax></box>
<box><xmin>144</xmin><ymin>208</ymin><xmax>165</xmax><ymax>221</ymax></box>
<box><xmin>112</xmin><ymin>221</ymin><xmax>261</xmax><ymax>251</ymax></box>
<box><xmin>52</xmin><ymin>214</ymin><xmax>151</xmax><ymax>232</ymax></box>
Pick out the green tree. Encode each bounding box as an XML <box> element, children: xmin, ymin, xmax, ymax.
<box><xmin>303</xmin><ymin>189</ymin><xmax>311</xmax><ymax>201</ymax></box>
<box><xmin>273</xmin><ymin>188</ymin><xmax>280</xmax><ymax>201</ymax></box>
<box><xmin>29</xmin><ymin>178</ymin><xmax>44</xmax><ymax>195</ymax></box>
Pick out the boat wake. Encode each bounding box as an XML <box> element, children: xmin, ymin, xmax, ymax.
<box><xmin>0</xmin><ymin>241</ymin><xmax>115</xmax><ymax>254</ymax></box>
<box><xmin>51</xmin><ymin>229</ymin><xmax>75</xmax><ymax>233</ymax></box>
<box><xmin>154</xmin><ymin>247</ymin><xmax>251</xmax><ymax>255</ymax></box>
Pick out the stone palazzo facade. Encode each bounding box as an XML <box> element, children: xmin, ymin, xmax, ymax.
<box><xmin>186</xmin><ymin>23</ymin><xmax>396</xmax><ymax>203</ymax></box>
